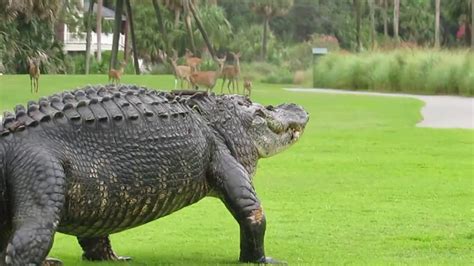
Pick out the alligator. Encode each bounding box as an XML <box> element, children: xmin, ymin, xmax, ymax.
<box><xmin>0</xmin><ymin>84</ymin><xmax>308</xmax><ymax>265</ymax></box>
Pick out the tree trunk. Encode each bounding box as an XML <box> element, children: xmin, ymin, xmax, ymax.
<box><xmin>125</xmin><ymin>0</ymin><xmax>140</xmax><ymax>74</ymax></box>
<box><xmin>368</xmin><ymin>0</ymin><xmax>376</xmax><ymax>49</ymax></box>
<box><xmin>110</xmin><ymin>0</ymin><xmax>124</xmax><ymax>71</ymax></box>
<box><xmin>435</xmin><ymin>0</ymin><xmax>441</xmax><ymax>48</ymax></box>
<box><xmin>124</xmin><ymin>15</ymin><xmax>129</xmax><ymax>61</ymax></box>
<box><xmin>261</xmin><ymin>16</ymin><xmax>269</xmax><ymax>60</ymax></box>
<box><xmin>188</xmin><ymin>1</ymin><xmax>216</xmax><ymax>59</ymax></box>
<box><xmin>383</xmin><ymin>0</ymin><xmax>388</xmax><ymax>38</ymax></box>
<box><xmin>472</xmin><ymin>0</ymin><xmax>474</xmax><ymax>49</ymax></box>
<box><xmin>393</xmin><ymin>0</ymin><xmax>400</xmax><ymax>45</ymax></box>
<box><xmin>174</xmin><ymin>9</ymin><xmax>181</xmax><ymax>28</ymax></box>
<box><xmin>152</xmin><ymin>0</ymin><xmax>170</xmax><ymax>55</ymax></box>
<box><xmin>96</xmin><ymin>0</ymin><xmax>102</xmax><ymax>62</ymax></box>
<box><xmin>85</xmin><ymin>0</ymin><xmax>94</xmax><ymax>74</ymax></box>
<box><xmin>185</xmin><ymin>14</ymin><xmax>197</xmax><ymax>54</ymax></box>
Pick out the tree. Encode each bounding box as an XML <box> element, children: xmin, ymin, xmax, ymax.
<box><xmin>161</xmin><ymin>0</ymin><xmax>198</xmax><ymax>54</ymax></box>
<box><xmin>250</xmin><ymin>0</ymin><xmax>293</xmax><ymax>60</ymax></box>
<box><xmin>472</xmin><ymin>0</ymin><xmax>474</xmax><ymax>48</ymax></box>
<box><xmin>110</xmin><ymin>0</ymin><xmax>124</xmax><ymax>71</ymax></box>
<box><xmin>85</xmin><ymin>0</ymin><xmax>95</xmax><ymax>74</ymax></box>
<box><xmin>393</xmin><ymin>0</ymin><xmax>400</xmax><ymax>44</ymax></box>
<box><xmin>188</xmin><ymin>1</ymin><xmax>216</xmax><ymax>59</ymax></box>
<box><xmin>353</xmin><ymin>0</ymin><xmax>363</xmax><ymax>52</ymax></box>
<box><xmin>0</xmin><ymin>0</ymin><xmax>69</xmax><ymax>73</ymax></box>
<box><xmin>382</xmin><ymin>0</ymin><xmax>388</xmax><ymax>38</ymax></box>
<box><xmin>152</xmin><ymin>0</ymin><xmax>170</xmax><ymax>55</ymax></box>
<box><xmin>125</xmin><ymin>0</ymin><xmax>140</xmax><ymax>74</ymax></box>
<box><xmin>435</xmin><ymin>0</ymin><xmax>441</xmax><ymax>48</ymax></box>
<box><xmin>97</xmin><ymin>0</ymin><xmax>103</xmax><ymax>62</ymax></box>
<box><xmin>368</xmin><ymin>0</ymin><xmax>376</xmax><ymax>49</ymax></box>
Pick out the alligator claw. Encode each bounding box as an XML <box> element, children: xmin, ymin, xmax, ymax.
<box><xmin>42</xmin><ymin>258</ymin><xmax>63</xmax><ymax>266</ymax></box>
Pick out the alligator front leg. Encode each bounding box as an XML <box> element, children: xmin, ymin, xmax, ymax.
<box><xmin>3</xmin><ymin>152</ymin><xmax>65</xmax><ymax>266</ymax></box>
<box><xmin>212</xmin><ymin>150</ymin><xmax>282</xmax><ymax>264</ymax></box>
<box><xmin>78</xmin><ymin>236</ymin><xmax>131</xmax><ymax>261</ymax></box>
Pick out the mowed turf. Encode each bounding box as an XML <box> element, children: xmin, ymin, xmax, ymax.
<box><xmin>0</xmin><ymin>75</ymin><xmax>473</xmax><ymax>265</ymax></box>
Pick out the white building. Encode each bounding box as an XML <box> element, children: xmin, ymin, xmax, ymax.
<box><xmin>55</xmin><ymin>0</ymin><xmax>126</xmax><ymax>53</ymax></box>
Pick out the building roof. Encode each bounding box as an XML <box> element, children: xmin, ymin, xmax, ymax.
<box><xmin>84</xmin><ymin>1</ymin><xmax>126</xmax><ymax>21</ymax></box>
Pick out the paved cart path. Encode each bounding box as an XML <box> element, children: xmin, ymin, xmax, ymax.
<box><xmin>287</xmin><ymin>88</ymin><xmax>474</xmax><ymax>129</ymax></box>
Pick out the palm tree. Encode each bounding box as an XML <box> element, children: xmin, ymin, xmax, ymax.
<box><xmin>393</xmin><ymin>0</ymin><xmax>400</xmax><ymax>44</ymax></box>
<box><xmin>250</xmin><ymin>0</ymin><xmax>293</xmax><ymax>60</ymax></box>
<box><xmin>97</xmin><ymin>0</ymin><xmax>103</xmax><ymax>62</ymax></box>
<box><xmin>85</xmin><ymin>0</ymin><xmax>95</xmax><ymax>74</ymax></box>
<box><xmin>1</xmin><ymin>0</ymin><xmax>63</xmax><ymax>22</ymax></box>
<box><xmin>435</xmin><ymin>0</ymin><xmax>441</xmax><ymax>48</ymax></box>
<box><xmin>125</xmin><ymin>0</ymin><xmax>140</xmax><ymax>74</ymax></box>
<box><xmin>154</xmin><ymin>0</ymin><xmax>216</xmax><ymax>59</ymax></box>
<box><xmin>110</xmin><ymin>0</ymin><xmax>124</xmax><ymax>71</ymax></box>
<box><xmin>161</xmin><ymin>0</ymin><xmax>198</xmax><ymax>54</ymax></box>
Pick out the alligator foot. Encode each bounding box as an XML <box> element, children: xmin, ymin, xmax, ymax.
<box><xmin>42</xmin><ymin>258</ymin><xmax>63</xmax><ymax>266</ymax></box>
<box><xmin>253</xmin><ymin>256</ymin><xmax>286</xmax><ymax>264</ymax></box>
<box><xmin>78</xmin><ymin>236</ymin><xmax>132</xmax><ymax>261</ymax></box>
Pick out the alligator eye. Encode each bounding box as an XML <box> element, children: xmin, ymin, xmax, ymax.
<box><xmin>255</xmin><ymin>109</ymin><xmax>266</xmax><ymax>117</ymax></box>
<box><xmin>266</xmin><ymin>105</ymin><xmax>274</xmax><ymax>111</ymax></box>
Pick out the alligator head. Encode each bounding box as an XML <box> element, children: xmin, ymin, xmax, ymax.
<box><xmin>244</xmin><ymin>101</ymin><xmax>309</xmax><ymax>158</ymax></box>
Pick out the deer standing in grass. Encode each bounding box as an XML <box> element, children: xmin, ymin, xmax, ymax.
<box><xmin>243</xmin><ymin>78</ymin><xmax>252</xmax><ymax>97</ymax></box>
<box><xmin>185</xmin><ymin>48</ymin><xmax>202</xmax><ymax>72</ymax></box>
<box><xmin>28</xmin><ymin>57</ymin><xmax>40</xmax><ymax>94</ymax></box>
<box><xmin>190</xmin><ymin>56</ymin><xmax>226</xmax><ymax>93</ymax></box>
<box><xmin>221</xmin><ymin>52</ymin><xmax>241</xmax><ymax>94</ymax></box>
<box><xmin>108</xmin><ymin>61</ymin><xmax>126</xmax><ymax>85</ymax></box>
<box><xmin>159</xmin><ymin>49</ymin><xmax>192</xmax><ymax>89</ymax></box>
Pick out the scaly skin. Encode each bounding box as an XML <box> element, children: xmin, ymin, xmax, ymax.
<box><xmin>0</xmin><ymin>85</ymin><xmax>308</xmax><ymax>265</ymax></box>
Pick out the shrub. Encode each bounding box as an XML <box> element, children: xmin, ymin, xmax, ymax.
<box><xmin>313</xmin><ymin>49</ymin><xmax>474</xmax><ymax>96</ymax></box>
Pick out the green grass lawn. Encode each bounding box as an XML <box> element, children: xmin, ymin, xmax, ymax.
<box><xmin>0</xmin><ymin>75</ymin><xmax>473</xmax><ymax>265</ymax></box>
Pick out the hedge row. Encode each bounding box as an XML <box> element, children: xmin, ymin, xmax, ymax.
<box><xmin>313</xmin><ymin>49</ymin><xmax>474</xmax><ymax>96</ymax></box>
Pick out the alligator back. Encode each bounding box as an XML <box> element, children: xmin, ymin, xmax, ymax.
<box><xmin>0</xmin><ymin>85</ymin><xmax>217</xmax><ymax>237</ymax></box>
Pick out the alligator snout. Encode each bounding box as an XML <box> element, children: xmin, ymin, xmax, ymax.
<box><xmin>274</xmin><ymin>103</ymin><xmax>309</xmax><ymax>132</ymax></box>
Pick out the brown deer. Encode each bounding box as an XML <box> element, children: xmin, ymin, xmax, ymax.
<box><xmin>108</xmin><ymin>61</ymin><xmax>126</xmax><ymax>85</ymax></box>
<box><xmin>221</xmin><ymin>52</ymin><xmax>241</xmax><ymax>94</ymax></box>
<box><xmin>190</xmin><ymin>56</ymin><xmax>226</xmax><ymax>93</ymax></box>
<box><xmin>185</xmin><ymin>48</ymin><xmax>202</xmax><ymax>72</ymax></box>
<box><xmin>243</xmin><ymin>78</ymin><xmax>252</xmax><ymax>97</ymax></box>
<box><xmin>28</xmin><ymin>57</ymin><xmax>40</xmax><ymax>94</ymax></box>
<box><xmin>159</xmin><ymin>49</ymin><xmax>192</xmax><ymax>89</ymax></box>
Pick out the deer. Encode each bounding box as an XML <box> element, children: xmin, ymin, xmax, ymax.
<box><xmin>28</xmin><ymin>57</ymin><xmax>40</xmax><ymax>94</ymax></box>
<box><xmin>185</xmin><ymin>48</ymin><xmax>202</xmax><ymax>72</ymax></box>
<box><xmin>108</xmin><ymin>61</ymin><xmax>126</xmax><ymax>85</ymax></box>
<box><xmin>243</xmin><ymin>77</ymin><xmax>252</xmax><ymax>97</ymax></box>
<box><xmin>189</xmin><ymin>56</ymin><xmax>227</xmax><ymax>93</ymax></box>
<box><xmin>221</xmin><ymin>52</ymin><xmax>241</xmax><ymax>94</ymax></box>
<box><xmin>159</xmin><ymin>49</ymin><xmax>192</xmax><ymax>90</ymax></box>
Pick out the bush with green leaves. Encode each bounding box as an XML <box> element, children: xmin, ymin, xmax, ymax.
<box><xmin>313</xmin><ymin>49</ymin><xmax>474</xmax><ymax>96</ymax></box>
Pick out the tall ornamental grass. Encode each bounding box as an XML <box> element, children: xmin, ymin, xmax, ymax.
<box><xmin>313</xmin><ymin>50</ymin><xmax>474</xmax><ymax>96</ymax></box>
